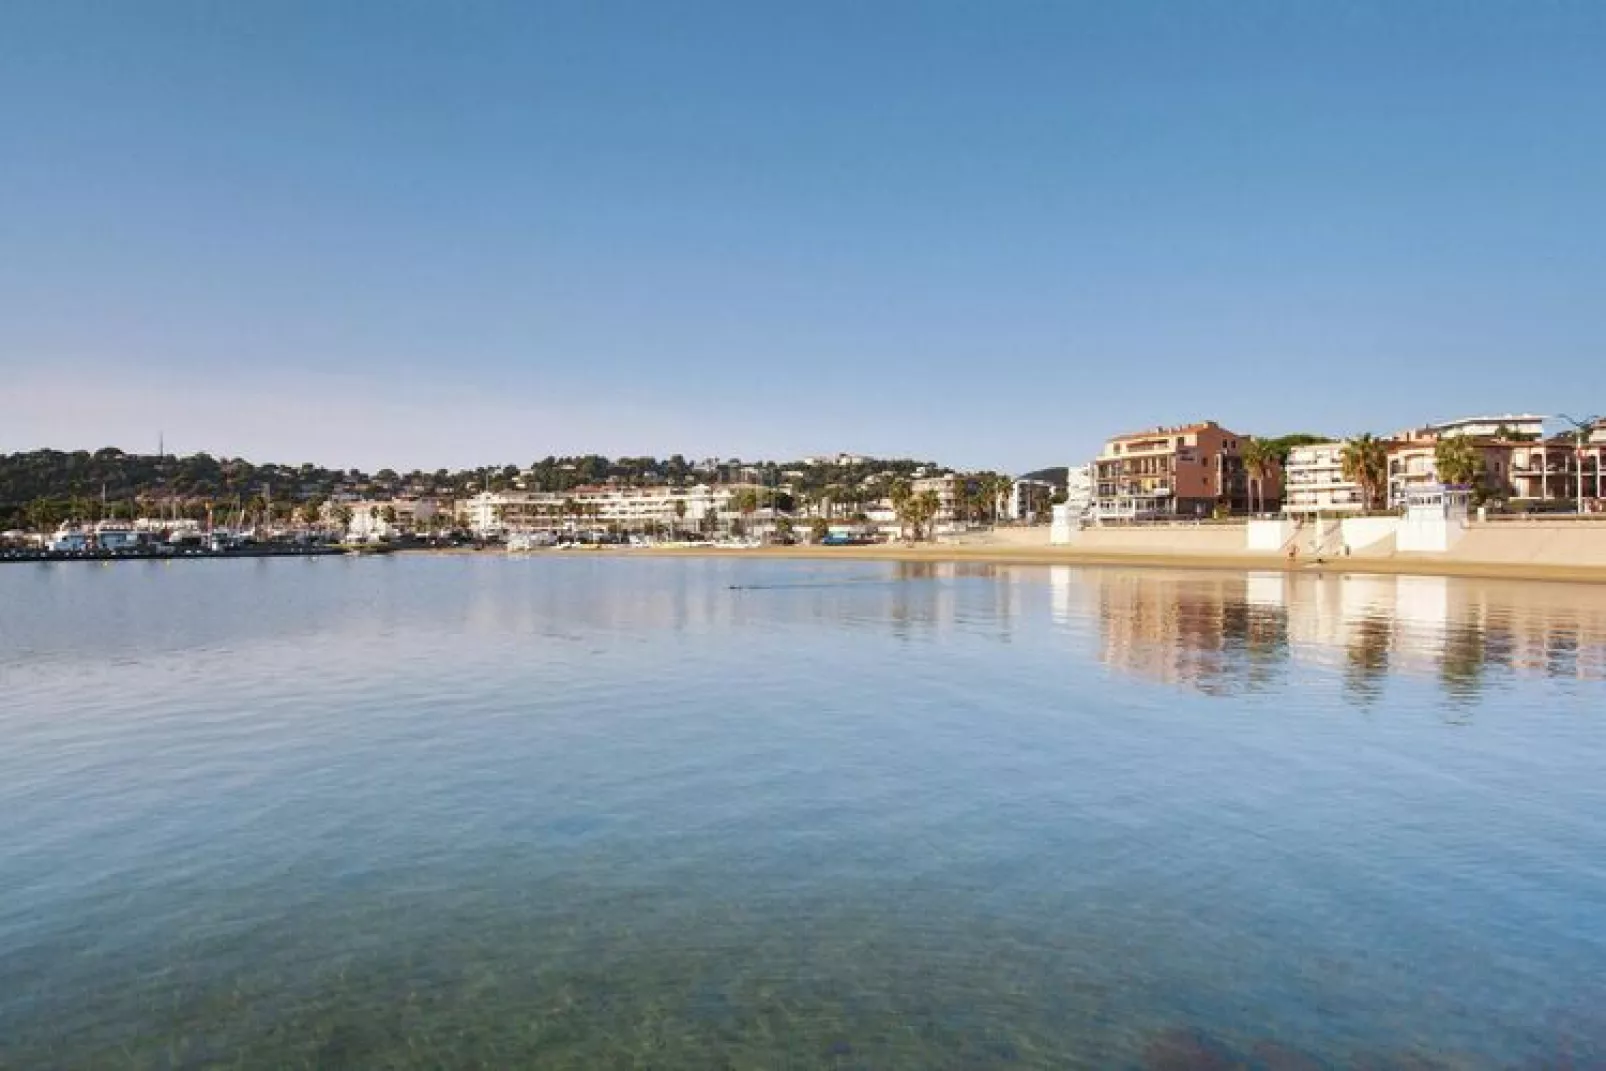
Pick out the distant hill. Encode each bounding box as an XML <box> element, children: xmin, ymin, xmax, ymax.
<box><xmin>0</xmin><ymin>447</ymin><xmax>980</xmax><ymax>529</ymax></box>
<box><xmin>1020</xmin><ymin>466</ymin><xmax>1069</xmax><ymax>489</ymax></box>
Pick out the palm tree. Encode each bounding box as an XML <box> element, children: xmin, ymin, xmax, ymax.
<box><xmin>1434</xmin><ymin>434</ymin><xmax>1484</xmax><ymax>489</ymax></box>
<box><xmin>915</xmin><ymin>488</ymin><xmax>941</xmax><ymax>540</ymax></box>
<box><xmin>889</xmin><ymin>479</ymin><xmax>913</xmax><ymax>540</ymax></box>
<box><xmin>732</xmin><ymin>488</ymin><xmax>760</xmax><ymax>535</ymax></box>
<box><xmin>247</xmin><ymin>493</ymin><xmax>270</xmax><ymax>529</ymax></box>
<box><xmin>893</xmin><ymin>485</ymin><xmax>941</xmax><ymax>541</ymax></box>
<box><xmin>1240</xmin><ymin>438</ymin><xmax>1275</xmax><ymax>514</ymax></box>
<box><xmin>1340</xmin><ymin>434</ymin><xmax>1390</xmax><ymax>512</ymax></box>
<box><xmin>672</xmin><ymin>498</ymin><xmax>687</xmax><ymax>538</ymax></box>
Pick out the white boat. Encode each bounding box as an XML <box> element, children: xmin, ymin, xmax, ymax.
<box><xmin>93</xmin><ymin>521</ymin><xmax>141</xmax><ymax>551</ymax></box>
<box><xmin>49</xmin><ymin>524</ymin><xmax>89</xmax><ymax>553</ymax></box>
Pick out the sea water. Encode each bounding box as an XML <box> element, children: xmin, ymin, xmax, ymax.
<box><xmin>2</xmin><ymin>556</ymin><xmax>1604</xmax><ymax>1067</ymax></box>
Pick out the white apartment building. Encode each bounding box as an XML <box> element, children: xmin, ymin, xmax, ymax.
<box><xmin>325</xmin><ymin>497</ymin><xmax>444</xmax><ymax>536</ymax></box>
<box><xmin>911</xmin><ymin>476</ymin><xmax>960</xmax><ymax>528</ymax></box>
<box><xmin>1410</xmin><ymin>414</ymin><xmax>1547</xmax><ymax>440</ymax></box>
<box><xmin>1006</xmin><ymin>478</ymin><xmax>1056</xmax><ymax>522</ymax></box>
<box><xmin>462</xmin><ymin>484</ymin><xmax>766</xmax><ymax>536</ymax></box>
<box><xmin>1062</xmin><ymin>464</ymin><xmax>1093</xmax><ymax>517</ymax></box>
<box><xmin>1283</xmin><ymin>442</ymin><xmax>1365</xmax><ymax>514</ymax></box>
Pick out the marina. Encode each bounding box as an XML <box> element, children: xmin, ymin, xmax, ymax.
<box><xmin>1</xmin><ymin>543</ymin><xmax>348</xmax><ymax>563</ymax></box>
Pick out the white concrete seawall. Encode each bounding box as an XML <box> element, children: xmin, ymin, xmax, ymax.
<box><xmin>1039</xmin><ymin>515</ymin><xmax>1606</xmax><ymax>572</ymax></box>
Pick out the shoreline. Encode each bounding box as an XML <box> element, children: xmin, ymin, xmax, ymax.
<box><xmin>502</xmin><ymin>542</ymin><xmax>1606</xmax><ymax>586</ymax></box>
<box><xmin>11</xmin><ymin>539</ymin><xmax>1606</xmax><ymax>586</ymax></box>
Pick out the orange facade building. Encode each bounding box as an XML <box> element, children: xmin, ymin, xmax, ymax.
<box><xmin>1093</xmin><ymin>421</ymin><xmax>1279</xmax><ymax>519</ymax></box>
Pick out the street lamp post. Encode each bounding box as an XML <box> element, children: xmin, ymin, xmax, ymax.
<box><xmin>1558</xmin><ymin>413</ymin><xmax>1600</xmax><ymax>515</ymax></box>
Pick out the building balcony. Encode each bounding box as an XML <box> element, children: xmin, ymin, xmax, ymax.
<box><xmin>1285</xmin><ymin>476</ymin><xmax>1354</xmax><ymax>489</ymax></box>
<box><xmin>1285</xmin><ymin>501</ymin><xmax>1364</xmax><ymax>514</ymax></box>
<box><xmin>1510</xmin><ymin>462</ymin><xmax>1588</xmax><ymax>476</ymax></box>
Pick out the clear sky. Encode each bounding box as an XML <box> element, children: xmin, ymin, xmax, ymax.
<box><xmin>2</xmin><ymin>1</ymin><xmax>1602</xmax><ymax>473</ymax></box>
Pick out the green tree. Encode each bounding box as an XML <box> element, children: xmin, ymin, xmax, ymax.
<box><xmin>732</xmin><ymin>487</ymin><xmax>760</xmax><ymax>529</ymax></box>
<box><xmin>1434</xmin><ymin>434</ymin><xmax>1484</xmax><ymax>489</ymax></box>
<box><xmin>889</xmin><ymin>479</ymin><xmax>913</xmax><ymax>540</ymax></box>
<box><xmin>895</xmin><ymin>486</ymin><xmax>941</xmax><ymax>541</ymax></box>
<box><xmin>995</xmin><ymin>473</ymin><xmax>1016</xmax><ymax>524</ymax></box>
<box><xmin>1340</xmin><ymin>434</ymin><xmax>1390</xmax><ymax>512</ymax></box>
<box><xmin>914</xmin><ymin>489</ymin><xmax>941</xmax><ymax>540</ymax></box>
<box><xmin>809</xmin><ymin>516</ymin><xmax>829</xmax><ymax>543</ymax></box>
<box><xmin>1260</xmin><ymin>433</ymin><xmax>1328</xmax><ymax>465</ymax></box>
<box><xmin>1240</xmin><ymin>438</ymin><xmax>1276</xmax><ymax>514</ymax></box>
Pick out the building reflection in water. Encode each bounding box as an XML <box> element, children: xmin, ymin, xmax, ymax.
<box><xmin>464</xmin><ymin>558</ymin><xmax>1603</xmax><ymax>708</ymax></box>
<box><xmin>1062</xmin><ymin>567</ymin><xmax>1606</xmax><ymax>704</ymax></box>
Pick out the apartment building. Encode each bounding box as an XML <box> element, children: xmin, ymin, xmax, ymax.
<box><xmin>1386</xmin><ymin>437</ymin><xmax>1516</xmax><ymax>506</ymax></box>
<box><xmin>1508</xmin><ymin>439</ymin><xmax>1578</xmax><ymax>504</ymax></box>
<box><xmin>325</xmin><ymin>497</ymin><xmax>446</xmax><ymax>536</ymax></box>
<box><xmin>910</xmin><ymin>476</ymin><xmax>961</xmax><ymax>528</ymax></box>
<box><xmin>1283</xmin><ymin>442</ymin><xmax>1366</xmax><ymax>514</ymax></box>
<box><xmin>1378</xmin><ymin>413</ymin><xmax>1606</xmax><ymax>506</ymax></box>
<box><xmin>1413</xmin><ymin>414</ymin><xmax>1547</xmax><ymax>440</ymax></box>
<box><xmin>1063</xmin><ymin>464</ymin><xmax>1093</xmax><ymax>517</ymax></box>
<box><xmin>1093</xmin><ymin>421</ymin><xmax>1272</xmax><ymax>519</ymax></box>
<box><xmin>1006</xmin><ymin>478</ymin><xmax>1056</xmax><ymax>522</ymax></box>
<box><xmin>461</xmin><ymin>484</ymin><xmax>766</xmax><ymax>535</ymax></box>
<box><xmin>1509</xmin><ymin>427</ymin><xmax>1606</xmax><ymax>505</ymax></box>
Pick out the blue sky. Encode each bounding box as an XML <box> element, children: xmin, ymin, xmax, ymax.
<box><xmin>2</xmin><ymin>1</ymin><xmax>1602</xmax><ymax>472</ymax></box>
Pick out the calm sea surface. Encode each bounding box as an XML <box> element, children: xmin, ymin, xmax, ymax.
<box><xmin>3</xmin><ymin>556</ymin><xmax>1606</xmax><ymax>1068</ymax></box>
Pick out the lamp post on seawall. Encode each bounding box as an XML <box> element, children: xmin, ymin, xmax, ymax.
<box><xmin>1558</xmin><ymin>414</ymin><xmax>1600</xmax><ymax>515</ymax></box>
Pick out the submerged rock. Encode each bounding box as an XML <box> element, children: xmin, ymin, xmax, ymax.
<box><xmin>1142</xmin><ymin>1026</ymin><xmax>1239</xmax><ymax>1070</ymax></box>
<box><xmin>1249</xmin><ymin>1039</ymin><xmax>1327</xmax><ymax>1071</ymax></box>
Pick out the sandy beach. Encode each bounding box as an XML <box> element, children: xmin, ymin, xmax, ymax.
<box><xmin>485</xmin><ymin>541</ymin><xmax>1606</xmax><ymax>585</ymax></box>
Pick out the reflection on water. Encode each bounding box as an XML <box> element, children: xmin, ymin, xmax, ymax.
<box><xmin>2</xmin><ymin>557</ymin><xmax>1606</xmax><ymax>1068</ymax></box>
<box><xmin>1057</xmin><ymin>568</ymin><xmax>1606</xmax><ymax>705</ymax></box>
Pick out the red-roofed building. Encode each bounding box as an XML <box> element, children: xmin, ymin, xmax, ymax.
<box><xmin>1094</xmin><ymin>421</ymin><xmax>1277</xmax><ymax>519</ymax></box>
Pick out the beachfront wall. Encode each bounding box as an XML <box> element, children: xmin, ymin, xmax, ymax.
<box><xmin>980</xmin><ymin>526</ymin><xmax>1054</xmax><ymax>548</ymax></box>
<box><xmin>1050</xmin><ymin>503</ymin><xmax>1078</xmax><ymax>545</ymax></box>
<box><xmin>1340</xmin><ymin>517</ymin><xmax>1399</xmax><ymax>554</ymax></box>
<box><xmin>1246</xmin><ymin>519</ymin><xmax>1297</xmax><ymax>552</ymax></box>
<box><xmin>1062</xmin><ymin>525</ymin><xmax>1250</xmax><ymax>555</ymax></box>
<box><xmin>1449</xmin><ymin>522</ymin><xmax>1606</xmax><ymax>568</ymax></box>
<box><xmin>1397</xmin><ymin>514</ymin><xmax>1464</xmax><ymax>554</ymax></box>
<box><xmin>1030</xmin><ymin>514</ymin><xmax>1606</xmax><ymax>570</ymax></box>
